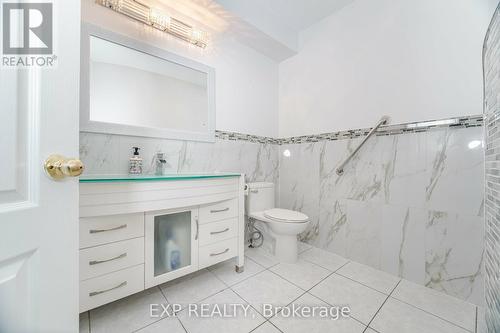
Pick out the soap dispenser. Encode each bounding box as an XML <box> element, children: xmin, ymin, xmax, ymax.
<box><xmin>129</xmin><ymin>147</ymin><xmax>143</xmax><ymax>174</ymax></box>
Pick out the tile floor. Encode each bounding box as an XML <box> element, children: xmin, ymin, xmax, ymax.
<box><xmin>80</xmin><ymin>243</ymin><xmax>485</xmax><ymax>333</ymax></box>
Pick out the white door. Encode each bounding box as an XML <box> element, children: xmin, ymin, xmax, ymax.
<box><xmin>0</xmin><ymin>1</ymin><xmax>81</xmax><ymax>332</ymax></box>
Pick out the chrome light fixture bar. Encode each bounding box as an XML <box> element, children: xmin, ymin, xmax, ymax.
<box><xmin>99</xmin><ymin>0</ymin><xmax>208</xmax><ymax>48</ymax></box>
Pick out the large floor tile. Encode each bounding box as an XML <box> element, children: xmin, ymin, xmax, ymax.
<box><xmin>136</xmin><ymin>317</ymin><xmax>185</xmax><ymax>333</ymax></box>
<box><xmin>89</xmin><ymin>287</ymin><xmax>167</xmax><ymax>333</ymax></box>
<box><xmin>370</xmin><ymin>298</ymin><xmax>469</xmax><ymax>333</ymax></box>
<box><xmin>391</xmin><ymin>279</ymin><xmax>476</xmax><ymax>332</ymax></box>
<box><xmin>245</xmin><ymin>247</ymin><xmax>280</xmax><ymax>268</ymax></box>
<box><xmin>309</xmin><ymin>273</ymin><xmax>387</xmax><ymax>325</ymax></box>
<box><xmin>336</xmin><ymin>261</ymin><xmax>400</xmax><ymax>294</ymax></box>
<box><xmin>208</xmin><ymin>257</ymin><xmax>265</xmax><ymax>286</ymax></box>
<box><xmin>232</xmin><ymin>270</ymin><xmax>304</xmax><ymax>317</ymax></box>
<box><xmin>299</xmin><ymin>247</ymin><xmax>349</xmax><ymax>271</ymax></box>
<box><xmin>160</xmin><ymin>269</ymin><xmax>226</xmax><ymax>306</ymax></box>
<box><xmin>269</xmin><ymin>259</ymin><xmax>331</xmax><ymax>290</ymax></box>
<box><xmin>177</xmin><ymin>289</ymin><xmax>265</xmax><ymax>333</ymax></box>
<box><xmin>251</xmin><ymin>322</ymin><xmax>282</xmax><ymax>333</ymax></box>
<box><xmin>79</xmin><ymin>312</ymin><xmax>89</xmax><ymax>333</ymax></box>
<box><xmin>270</xmin><ymin>293</ymin><xmax>366</xmax><ymax>333</ymax></box>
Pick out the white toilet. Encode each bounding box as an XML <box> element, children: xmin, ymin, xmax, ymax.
<box><xmin>246</xmin><ymin>182</ymin><xmax>309</xmax><ymax>263</ymax></box>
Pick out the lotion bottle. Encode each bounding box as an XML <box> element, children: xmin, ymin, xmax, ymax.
<box><xmin>129</xmin><ymin>147</ymin><xmax>143</xmax><ymax>174</ymax></box>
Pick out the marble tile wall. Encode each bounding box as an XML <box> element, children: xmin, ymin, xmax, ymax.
<box><xmin>483</xmin><ymin>3</ymin><xmax>500</xmax><ymax>332</ymax></box>
<box><xmin>279</xmin><ymin>126</ymin><xmax>485</xmax><ymax>306</ymax></box>
<box><xmin>80</xmin><ymin>119</ymin><xmax>485</xmax><ymax>307</ymax></box>
<box><xmin>80</xmin><ymin>131</ymin><xmax>280</xmax><ymax>262</ymax></box>
<box><xmin>80</xmin><ymin>132</ymin><xmax>280</xmax><ymax>184</ymax></box>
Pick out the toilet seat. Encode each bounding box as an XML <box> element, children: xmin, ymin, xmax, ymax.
<box><xmin>263</xmin><ymin>208</ymin><xmax>309</xmax><ymax>223</ymax></box>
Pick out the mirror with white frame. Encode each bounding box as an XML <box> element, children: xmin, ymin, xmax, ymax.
<box><xmin>80</xmin><ymin>24</ymin><xmax>215</xmax><ymax>142</ymax></box>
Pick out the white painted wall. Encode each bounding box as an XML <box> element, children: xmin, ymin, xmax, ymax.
<box><xmin>82</xmin><ymin>0</ymin><xmax>279</xmax><ymax>138</ymax></box>
<box><xmin>279</xmin><ymin>0</ymin><xmax>499</xmax><ymax>137</ymax></box>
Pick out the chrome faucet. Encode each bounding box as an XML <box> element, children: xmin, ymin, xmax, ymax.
<box><xmin>153</xmin><ymin>152</ymin><xmax>168</xmax><ymax>175</ymax></box>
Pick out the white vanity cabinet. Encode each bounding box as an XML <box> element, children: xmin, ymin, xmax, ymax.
<box><xmin>78</xmin><ymin>175</ymin><xmax>244</xmax><ymax>312</ymax></box>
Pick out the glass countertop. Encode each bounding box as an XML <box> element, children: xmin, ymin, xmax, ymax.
<box><xmin>79</xmin><ymin>173</ymin><xmax>241</xmax><ymax>183</ymax></box>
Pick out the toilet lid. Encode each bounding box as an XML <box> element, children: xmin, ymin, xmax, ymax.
<box><xmin>263</xmin><ymin>208</ymin><xmax>309</xmax><ymax>223</ymax></box>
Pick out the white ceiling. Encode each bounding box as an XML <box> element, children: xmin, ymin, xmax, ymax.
<box><xmin>213</xmin><ymin>0</ymin><xmax>355</xmax><ymax>60</ymax></box>
<box><xmin>154</xmin><ymin>0</ymin><xmax>355</xmax><ymax>61</ymax></box>
<box><xmin>228</xmin><ymin>0</ymin><xmax>354</xmax><ymax>32</ymax></box>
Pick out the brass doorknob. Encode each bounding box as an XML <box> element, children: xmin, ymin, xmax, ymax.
<box><xmin>44</xmin><ymin>154</ymin><xmax>84</xmax><ymax>180</ymax></box>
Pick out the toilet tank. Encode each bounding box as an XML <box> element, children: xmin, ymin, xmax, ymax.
<box><xmin>246</xmin><ymin>182</ymin><xmax>275</xmax><ymax>214</ymax></box>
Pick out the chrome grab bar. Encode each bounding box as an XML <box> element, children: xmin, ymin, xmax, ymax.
<box><xmin>336</xmin><ymin>115</ymin><xmax>390</xmax><ymax>176</ymax></box>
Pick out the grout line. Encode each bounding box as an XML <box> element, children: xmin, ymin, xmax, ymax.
<box><xmin>242</xmin><ymin>254</ymin><xmax>268</xmax><ymax>268</ymax></box>
<box><xmin>244</xmin><ymin>251</ymin><xmax>279</xmax><ymax>269</ymax></box>
<box><xmin>263</xmin><ymin>253</ymin><xmax>351</xmax><ymax>292</ymax></box>
<box><xmin>331</xmin><ymin>260</ymin><xmax>351</xmax><ymax>273</ymax></box>
<box><xmin>299</xmin><ymin>255</ymin><xmax>351</xmax><ymax>272</ymax></box>
<box><xmin>248</xmin><ymin>321</ymin><xmax>268</xmax><ymax>333</ymax></box>
<box><xmin>87</xmin><ymin>311</ymin><xmax>91</xmax><ymax>333</ymax></box>
<box><xmin>334</xmin><ymin>271</ymin><xmax>399</xmax><ymax>296</ymax></box>
<box><xmin>210</xmin><ymin>262</ymin><xmax>268</xmax><ymax>289</ymax></box>
<box><xmin>130</xmin><ymin>317</ymin><xmax>165</xmax><ymax>333</ymax></box>
<box><xmin>298</xmin><ymin>246</ymin><xmax>313</xmax><ymax>254</ymax></box>
<box><xmin>158</xmin><ymin>285</ymin><xmax>169</xmax><ymax>303</ymax></box>
<box><xmin>304</xmin><ymin>290</ymin><xmax>367</xmax><ymax>328</ymax></box>
<box><xmin>264</xmin><ymin>266</ymin><xmax>311</xmax><ymax>292</ymax></box>
<box><xmin>267</xmin><ymin>320</ymin><xmax>285</xmax><ymax>333</ymax></box>
<box><xmin>176</xmin><ymin>317</ymin><xmax>189</xmax><ymax>333</ymax></box>
<box><xmin>260</xmin><ymin>260</ymin><xmax>355</xmax><ymax>328</ymax></box>
<box><xmin>362</xmin><ymin>279</ymin><xmax>401</xmax><ymax>332</ymax></box>
<box><xmin>389</xmin><ymin>295</ymin><xmax>476</xmax><ymax>333</ymax></box>
<box><xmin>160</xmin><ymin>270</ymin><xmax>232</xmax><ymax>315</ymax></box>
<box><xmin>475</xmin><ymin>306</ymin><xmax>478</xmax><ymax>333</ymax></box>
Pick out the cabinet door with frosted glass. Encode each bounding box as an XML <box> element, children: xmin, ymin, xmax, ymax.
<box><xmin>145</xmin><ymin>208</ymin><xmax>199</xmax><ymax>288</ymax></box>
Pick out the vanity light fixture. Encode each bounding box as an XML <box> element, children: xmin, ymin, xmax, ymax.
<box><xmin>99</xmin><ymin>0</ymin><xmax>208</xmax><ymax>48</ymax></box>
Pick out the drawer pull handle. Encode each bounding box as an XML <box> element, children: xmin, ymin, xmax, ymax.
<box><xmin>195</xmin><ymin>217</ymin><xmax>199</xmax><ymax>240</ymax></box>
<box><xmin>210</xmin><ymin>207</ymin><xmax>229</xmax><ymax>213</ymax></box>
<box><xmin>89</xmin><ymin>253</ymin><xmax>127</xmax><ymax>266</ymax></box>
<box><xmin>250</xmin><ymin>189</ymin><xmax>259</xmax><ymax>193</ymax></box>
<box><xmin>89</xmin><ymin>281</ymin><xmax>127</xmax><ymax>297</ymax></box>
<box><xmin>89</xmin><ymin>224</ymin><xmax>127</xmax><ymax>234</ymax></box>
<box><xmin>210</xmin><ymin>248</ymin><xmax>230</xmax><ymax>257</ymax></box>
<box><xmin>210</xmin><ymin>228</ymin><xmax>230</xmax><ymax>235</ymax></box>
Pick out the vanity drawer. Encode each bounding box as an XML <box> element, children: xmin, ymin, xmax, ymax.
<box><xmin>80</xmin><ymin>237</ymin><xmax>144</xmax><ymax>281</ymax></box>
<box><xmin>198</xmin><ymin>237</ymin><xmax>237</xmax><ymax>269</ymax></box>
<box><xmin>199</xmin><ymin>218</ymin><xmax>237</xmax><ymax>246</ymax></box>
<box><xmin>199</xmin><ymin>198</ymin><xmax>238</xmax><ymax>224</ymax></box>
<box><xmin>80</xmin><ymin>213</ymin><xmax>144</xmax><ymax>249</ymax></box>
<box><xmin>79</xmin><ymin>264</ymin><xmax>144</xmax><ymax>312</ymax></box>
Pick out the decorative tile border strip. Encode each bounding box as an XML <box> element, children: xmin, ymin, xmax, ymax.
<box><xmin>279</xmin><ymin>115</ymin><xmax>483</xmax><ymax>144</ymax></box>
<box><xmin>216</xmin><ymin>115</ymin><xmax>483</xmax><ymax>145</ymax></box>
<box><xmin>215</xmin><ymin>130</ymin><xmax>281</xmax><ymax>144</ymax></box>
